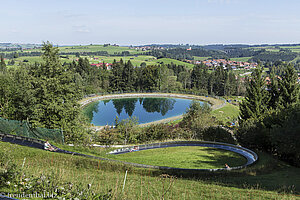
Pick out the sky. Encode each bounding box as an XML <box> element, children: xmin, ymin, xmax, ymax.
<box><xmin>0</xmin><ymin>0</ymin><xmax>299</xmax><ymax>45</ymax></box>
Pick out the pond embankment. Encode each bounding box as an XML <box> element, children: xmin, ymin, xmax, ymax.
<box><xmin>79</xmin><ymin>93</ymin><xmax>226</xmax><ymax>128</ymax></box>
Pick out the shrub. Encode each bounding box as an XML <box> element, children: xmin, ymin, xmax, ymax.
<box><xmin>0</xmin><ymin>151</ymin><xmax>20</xmax><ymax>187</ymax></box>
<box><xmin>236</xmin><ymin>104</ymin><xmax>300</xmax><ymax>167</ymax></box>
<box><xmin>202</xmin><ymin>126</ymin><xmax>236</xmax><ymax>144</ymax></box>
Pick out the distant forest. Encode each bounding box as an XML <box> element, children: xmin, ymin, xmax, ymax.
<box><xmin>1</xmin><ymin>43</ymin><xmax>299</xmax><ymax>63</ymax></box>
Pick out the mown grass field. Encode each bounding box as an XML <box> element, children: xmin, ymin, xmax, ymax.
<box><xmin>111</xmin><ymin>146</ymin><xmax>247</xmax><ymax>169</ymax></box>
<box><xmin>212</xmin><ymin>103</ymin><xmax>240</xmax><ymax>124</ymax></box>
<box><xmin>5</xmin><ymin>55</ymin><xmax>159</xmax><ymax>68</ymax></box>
<box><xmin>88</xmin><ymin>55</ymin><xmax>158</xmax><ymax>66</ymax></box>
<box><xmin>21</xmin><ymin>45</ymin><xmax>146</xmax><ymax>54</ymax></box>
<box><xmin>1</xmin><ymin>141</ymin><xmax>300</xmax><ymax>199</ymax></box>
<box><xmin>6</xmin><ymin>54</ymin><xmax>196</xmax><ymax>68</ymax></box>
<box><xmin>280</xmin><ymin>45</ymin><xmax>300</xmax><ymax>53</ymax></box>
<box><xmin>193</xmin><ymin>56</ymin><xmax>211</xmax><ymax>61</ymax></box>
<box><xmin>229</xmin><ymin>57</ymin><xmax>252</xmax><ymax>62</ymax></box>
<box><xmin>156</xmin><ymin>58</ymin><xmax>195</xmax><ymax>69</ymax></box>
<box><xmin>250</xmin><ymin>45</ymin><xmax>300</xmax><ymax>53</ymax></box>
<box><xmin>5</xmin><ymin>56</ymin><xmax>74</xmax><ymax>68</ymax></box>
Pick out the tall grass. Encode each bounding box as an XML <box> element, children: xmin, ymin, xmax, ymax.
<box><xmin>1</xmin><ymin>142</ymin><xmax>300</xmax><ymax>199</ymax></box>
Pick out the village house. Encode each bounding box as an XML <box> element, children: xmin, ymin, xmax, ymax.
<box><xmin>198</xmin><ymin>59</ymin><xmax>257</xmax><ymax>70</ymax></box>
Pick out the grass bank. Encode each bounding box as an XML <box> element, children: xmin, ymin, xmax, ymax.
<box><xmin>1</xmin><ymin>142</ymin><xmax>300</xmax><ymax>199</ymax></box>
<box><xmin>212</xmin><ymin>103</ymin><xmax>240</xmax><ymax>124</ymax></box>
<box><xmin>111</xmin><ymin>146</ymin><xmax>247</xmax><ymax>169</ymax></box>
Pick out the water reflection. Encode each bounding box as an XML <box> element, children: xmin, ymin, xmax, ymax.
<box><xmin>84</xmin><ymin>98</ymin><xmax>176</xmax><ymax>121</ymax></box>
<box><xmin>112</xmin><ymin>98</ymin><xmax>138</xmax><ymax>116</ymax></box>
<box><xmin>111</xmin><ymin>98</ymin><xmax>175</xmax><ymax>116</ymax></box>
<box><xmin>140</xmin><ymin>98</ymin><xmax>175</xmax><ymax>116</ymax></box>
<box><xmin>83</xmin><ymin>97</ymin><xmax>195</xmax><ymax>125</ymax></box>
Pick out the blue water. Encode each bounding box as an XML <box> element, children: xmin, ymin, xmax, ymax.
<box><xmin>83</xmin><ymin>97</ymin><xmax>203</xmax><ymax>126</ymax></box>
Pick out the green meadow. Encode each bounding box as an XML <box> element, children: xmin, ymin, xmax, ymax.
<box><xmin>229</xmin><ymin>57</ymin><xmax>252</xmax><ymax>62</ymax></box>
<box><xmin>1</xmin><ymin>141</ymin><xmax>300</xmax><ymax>199</ymax></box>
<box><xmin>21</xmin><ymin>44</ymin><xmax>146</xmax><ymax>54</ymax></box>
<box><xmin>111</xmin><ymin>146</ymin><xmax>247</xmax><ymax>169</ymax></box>
<box><xmin>193</xmin><ymin>56</ymin><xmax>211</xmax><ymax>61</ymax></box>
<box><xmin>88</xmin><ymin>55</ymin><xmax>158</xmax><ymax>66</ymax></box>
<box><xmin>156</xmin><ymin>58</ymin><xmax>195</xmax><ymax>69</ymax></box>
<box><xmin>212</xmin><ymin>103</ymin><xmax>240</xmax><ymax>124</ymax></box>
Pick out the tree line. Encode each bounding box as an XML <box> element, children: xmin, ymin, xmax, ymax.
<box><xmin>238</xmin><ymin>64</ymin><xmax>300</xmax><ymax>166</ymax></box>
<box><xmin>1</xmin><ymin>42</ymin><xmax>299</xmax><ymax>157</ymax></box>
<box><xmin>0</xmin><ymin>43</ymin><xmax>245</xmax><ymax>142</ymax></box>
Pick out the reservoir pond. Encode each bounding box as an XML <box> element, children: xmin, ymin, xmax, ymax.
<box><xmin>83</xmin><ymin>97</ymin><xmax>203</xmax><ymax>126</ymax></box>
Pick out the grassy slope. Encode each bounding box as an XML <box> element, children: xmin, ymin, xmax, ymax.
<box><xmin>193</xmin><ymin>56</ymin><xmax>211</xmax><ymax>61</ymax></box>
<box><xmin>6</xmin><ymin>56</ymin><xmax>74</xmax><ymax>68</ymax></box>
<box><xmin>111</xmin><ymin>146</ymin><xmax>247</xmax><ymax>169</ymax></box>
<box><xmin>88</xmin><ymin>55</ymin><xmax>158</xmax><ymax>66</ymax></box>
<box><xmin>1</xmin><ymin>141</ymin><xmax>300</xmax><ymax>199</ymax></box>
<box><xmin>211</xmin><ymin>103</ymin><xmax>240</xmax><ymax>124</ymax></box>
<box><xmin>21</xmin><ymin>45</ymin><xmax>145</xmax><ymax>54</ymax></box>
<box><xmin>156</xmin><ymin>58</ymin><xmax>195</xmax><ymax>69</ymax></box>
<box><xmin>280</xmin><ymin>45</ymin><xmax>300</xmax><ymax>53</ymax></box>
<box><xmin>229</xmin><ymin>57</ymin><xmax>252</xmax><ymax>62</ymax></box>
<box><xmin>6</xmin><ymin>55</ymin><xmax>159</xmax><ymax>68</ymax></box>
<box><xmin>249</xmin><ymin>45</ymin><xmax>300</xmax><ymax>53</ymax></box>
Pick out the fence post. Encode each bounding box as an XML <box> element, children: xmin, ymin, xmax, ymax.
<box><xmin>122</xmin><ymin>170</ymin><xmax>128</xmax><ymax>192</ymax></box>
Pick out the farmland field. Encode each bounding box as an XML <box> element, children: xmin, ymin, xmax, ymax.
<box><xmin>156</xmin><ymin>58</ymin><xmax>195</xmax><ymax>69</ymax></box>
<box><xmin>249</xmin><ymin>45</ymin><xmax>300</xmax><ymax>53</ymax></box>
<box><xmin>193</xmin><ymin>56</ymin><xmax>211</xmax><ymax>61</ymax></box>
<box><xmin>229</xmin><ymin>57</ymin><xmax>252</xmax><ymax>62</ymax></box>
<box><xmin>21</xmin><ymin>44</ymin><xmax>146</xmax><ymax>54</ymax></box>
<box><xmin>88</xmin><ymin>55</ymin><xmax>158</xmax><ymax>66</ymax></box>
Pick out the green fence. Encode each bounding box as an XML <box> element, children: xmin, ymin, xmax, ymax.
<box><xmin>0</xmin><ymin>117</ymin><xmax>64</xmax><ymax>144</ymax></box>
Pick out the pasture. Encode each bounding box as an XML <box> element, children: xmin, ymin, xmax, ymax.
<box><xmin>21</xmin><ymin>44</ymin><xmax>146</xmax><ymax>54</ymax></box>
<box><xmin>156</xmin><ymin>58</ymin><xmax>195</xmax><ymax>69</ymax></box>
<box><xmin>193</xmin><ymin>56</ymin><xmax>211</xmax><ymax>61</ymax></box>
<box><xmin>229</xmin><ymin>57</ymin><xmax>252</xmax><ymax>62</ymax></box>
<box><xmin>88</xmin><ymin>55</ymin><xmax>158</xmax><ymax>66</ymax></box>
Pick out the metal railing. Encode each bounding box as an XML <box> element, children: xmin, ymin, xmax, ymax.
<box><xmin>1</xmin><ymin>132</ymin><xmax>258</xmax><ymax>172</ymax></box>
<box><xmin>108</xmin><ymin>141</ymin><xmax>258</xmax><ymax>171</ymax></box>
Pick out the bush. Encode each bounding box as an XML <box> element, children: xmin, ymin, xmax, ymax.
<box><xmin>236</xmin><ymin>118</ymin><xmax>272</xmax><ymax>151</ymax></box>
<box><xmin>269</xmin><ymin>104</ymin><xmax>300</xmax><ymax>167</ymax></box>
<box><xmin>0</xmin><ymin>151</ymin><xmax>20</xmax><ymax>187</ymax></box>
<box><xmin>202</xmin><ymin>126</ymin><xmax>236</xmax><ymax>144</ymax></box>
<box><xmin>180</xmin><ymin>101</ymin><xmax>215</xmax><ymax>139</ymax></box>
<box><xmin>137</xmin><ymin>124</ymin><xmax>173</xmax><ymax>142</ymax></box>
<box><xmin>236</xmin><ymin>104</ymin><xmax>300</xmax><ymax>167</ymax></box>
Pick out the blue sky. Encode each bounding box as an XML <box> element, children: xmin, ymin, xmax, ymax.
<box><xmin>0</xmin><ymin>0</ymin><xmax>299</xmax><ymax>45</ymax></box>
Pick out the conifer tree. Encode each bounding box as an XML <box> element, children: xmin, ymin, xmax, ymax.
<box><xmin>278</xmin><ymin>64</ymin><xmax>299</xmax><ymax>108</ymax></box>
<box><xmin>122</xmin><ymin>60</ymin><xmax>136</xmax><ymax>91</ymax></box>
<box><xmin>0</xmin><ymin>56</ymin><xmax>6</xmax><ymax>73</ymax></box>
<box><xmin>240</xmin><ymin>65</ymin><xmax>269</xmax><ymax>122</ymax></box>
<box><xmin>268</xmin><ymin>66</ymin><xmax>280</xmax><ymax>110</ymax></box>
<box><xmin>214</xmin><ymin>65</ymin><xmax>225</xmax><ymax>96</ymax></box>
<box><xmin>110</xmin><ymin>59</ymin><xmax>125</xmax><ymax>91</ymax></box>
<box><xmin>31</xmin><ymin>42</ymin><xmax>80</xmax><ymax>130</ymax></box>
